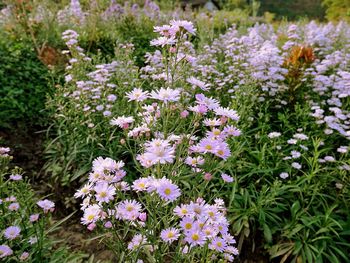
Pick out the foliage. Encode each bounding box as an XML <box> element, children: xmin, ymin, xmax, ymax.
<box><xmin>0</xmin><ymin>148</ymin><xmax>87</xmax><ymax>262</ymax></box>
<box><xmin>323</xmin><ymin>0</ymin><xmax>350</xmax><ymax>22</ymax></box>
<box><xmin>0</xmin><ymin>35</ymin><xmax>51</xmax><ymax>128</ymax></box>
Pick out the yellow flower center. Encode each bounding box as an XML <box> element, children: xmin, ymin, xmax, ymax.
<box><xmin>185</xmin><ymin>223</ymin><xmax>192</xmax><ymax>230</ymax></box>
<box><xmin>192</xmin><ymin>233</ymin><xmax>199</xmax><ymax>241</ymax></box>
<box><xmin>164</xmin><ymin>188</ymin><xmax>171</xmax><ymax>195</ymax></box>
<box><xmin>87</xmin><ymin>215</ymin><xmax>95</xmax><ymax>221</ymax></box>
<box><xmin>100</xmin><ymin>192</ymin><xmax>107</xmax><ymax>198</ymax></box>
<box><xmin>205</xmin><ymin>145</ymin><xmax>212</xmax><ymax>150</ymax></box>
<box><xmin>167</xmin><ymin>232</ymin><xmax>174</xmax><ymax>238</ymax></box>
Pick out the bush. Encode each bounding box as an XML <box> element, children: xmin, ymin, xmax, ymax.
<box><xmin>0</xmin><ymin>36</ymin><xmax>51</xmax><ymax>128</ymax></box>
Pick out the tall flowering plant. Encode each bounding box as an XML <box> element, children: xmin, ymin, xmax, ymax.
<box><xmin>74</xmin><ymin>20</ymin><xmax>240</xmax><ymax>262</ymax></box>
<box><xmin>0</xmin><ymin>147</ymin><xmax>83</xmax><ymax>262</ymax></box>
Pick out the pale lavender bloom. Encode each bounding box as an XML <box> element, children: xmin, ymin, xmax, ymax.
<box><xmin>292</xmin><ymin>162</ymin><xmax>302</xmax><ymax>170</ymax></box>
<box><xmin>324</xmin><ymin>156</ymin><xmax>335</xmax><ymax>162</ymax></box>
<box><xmin>291</xmin><ymin>150</ymin><xmax>301</xmax><ymax>159</ymax></box>
<box><xmin>127</xmin><ymin>234</ymin><xmax>147</xmax><ymax>250</ymax></box>
<box><xmin>10</xmin><ymin>174</ymin><xmax>22</xmax><ymax>181</ymax></box>
<box><xmin>160</xmin><ymin>228</ymin><xmax>180</xmax><ymax>244</ymax></box>
<box><xmin>126</xmin><ymin>88</ymin><xmax>149</xmax><ymax>102</ymax></box>
<box><xmin>279</xmin><ymin>172</ymin><xmax>289</xmax><ymax>179</ymax></box>
<box><xmin>81</xmin><ymin>204</ymin><xmax>101</xmax><ymax>225</ymax></box>
<box><xmin>169</xmin><ymin>20</ymin><xmax>196</xmax><ymax>35</ymax></box>
<box><xmin>209</xmin><ymin>237</ymin><xmax>227</xmax><ymax>252</ymax></box>
<box><xmin>20</xmin><ymin>252</ymin><xmax>29</xmax><ymax>261</ymax></box>
<box><xmin>116</xmin><ymin>200</ymin><xmax>142</xmax><ymax>221</ymax></box>
<box><xmin>29</xmin><ymin>236</ymin><xmax>38</xmax><ymax>245</ymax></box>
<box><xmin>221</xmin><ymin>173</ymin><xmax>234</xmax><ymax>183</ymax></box>
<box><xmin>0</xmin><ymin>245</ymin><xmax>13</xmax><ymax>258</ymax></box>
<box><xmin>0</xmin><ymin>147</ymin><xmax>10</xmax><ymax>157</ymax></box>
<box><xmin>107</xmin><ymin>94</ymin><xmax>117</xmax><ymax>102</ymax></box>
<box><xmin>4</xmin><ymin>226</ymin><xmax>21</xmax><ymax>240</ymax></box>
<box><xmin>337</xmin><ymin>146</ymin><xmax>348</xmax><ymax>153</ymax></box>
<box><xmin>29</xmin><ymin>214</ymin><xmax>40</xmax><ymax>222</ymax></box>
<box><xmin>150</xmin><ymin>88</ymin><xmax>181</xmax><ymax>103</ymax></box>
<box><xmin>150</xmin><ymin>36</ymin><xmax>176</xmax><ymax>47</ymax></box>
<box><xmin>156</xmin><ymin>179</ymin><xmax>181</xmax><ymax>202</ymax></box>
<box><xmin>103</xmin><ymin>110</ymin><xmax>111</xmax><ymax>116</ymax></box>
<box><xmin>214</xmin><ymin>107</ymin><xmax>239</xmax><ymax>121</ymax></box>
<box><xmin>293</xmin><ymin>133</ymin><xmax>309</xmax><ymax>140</ymax></box>
<box><xmin>37</xmin><ymin>199</ymin><xmax>55</xmax><ymax>213</ymax></box>
<box><xmin>8</xmin><ymin>202</ymin><xmax>20</xmax><ymax>211</ymax></box>
<box><xmin>94</xmin><ymin>182</ymin><xmax>115</xmax><ymax>203</ymax></box>
<box><xmin>110</xmin><ymin>116</ymin><xmax>134</xmax><ymax>129</ymax></box>
<box><xmin>268</xmin><ymin>132</ymin><xmax>281</xmax><ymax>138</ymax></box>
<box><xmin>184</xmin><ymin>229</ymin><xmax>205</xmax><ymax>246</ymax></box>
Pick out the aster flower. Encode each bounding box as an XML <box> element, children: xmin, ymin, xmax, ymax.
<box><xmin>132</xmin><ymin>177</ymin><xmax>151</xmax><ymax>192</ymax></box>
<box><xmin>160</xmin><ymin>228</ymin><xmax>180</xmax><ymax>244</ymax></box>
<box><xmin>37</xmin><ymin>199</ymin><xmax>55</xmax><ymax>213</ymax></box>
<box><xmin>74</xmin><ymin>183</ymin><xmax>93</xmax><ymax>199</ymax></box>
<box><xmin>150</xmin><ymin>36</ymin><xmax>176</xmax><ymax>47</ymax></box>
<box><xmin>8</xmin><ymin>202</ymin><xmax>20</xmax><ymax>211</ymax></box>
<box><xmin>126</xmin><ymin>88</ymin><xmax>149</xmax><ymax>102</ymax></box>
<box><xmin>279</xmin><ymin>172</ymin><xmax>289</xmax><ymax>179</ymax></box>
<box><xmin>30</xmin><ymin>214</ymin><xmax>40</xmax><ymax>222</ymax></box>
<box><xmin>156</xmin><ymin>179</ymin><xmax>181</xmax><ymax>202</ymax></box>
<box><xmin>187</xmin><ymin>76</ymin><xmax>209</xmax><ymax>91</ymax></box>
<box><xmin>169</xmin><ymin>20</ymin><xmax>196</xmax><ymax>35</ymax></box>
<box><xmin>116</xmin><ymin>199</ymin><xmax>142</xmax><ymax>221</ymax></box>
<box><xmin>209</xmin><ymin>237</ymin><xmax>227</xmax><ymax>252</ymax></box>
<box><xmin>185</xmin><ymin>156</ymin><xmax>205</xmax><ymax>167</ymax></box>
<box><xmin>4</xmin><ymin>226</ymin><xmax>21</xmax><ymax>240</ymax></box>
<box><xmin>268</xmin><ymin>132</ymin><xmax>281</xmax><ymax>138</ymax></box>
<box><xmin>214</xmin><ymin>107</ymin><xmax>240</xmax><ymax>121</ymax></box>
<box><xmin>184</xmin><ymin>230</ymin><xmax>205</xmax><ymax>246</ymax></box>
<box><xmin>81</xmin><ymin>204</ymin><xmax>101</xmax><ymax>225</ymax></box>
<box><xmin>94</xmin><ymin>182</ymin><xmax>116</xmax><ymax>203</ymax></box>
<box><xmin>203</xmin><ymin>118</ymin><xmax>222</xmax><ymax>127</ymax></box>
<box><xmin>223</xmin><ymin>125</ymin><xmax>241</xmax><ymax>137</ymax></box>
<box><xmin>150</xmin><ymin>88</ymin><xmax>181</xmax><ymax>103</ymax></box>
<box><xmin>0</xmin><ymin>245</ymin><xmax>13</xmax><ymax>259</ymax></box>
<box><xmin>221</xmin><ymin>173</ymin><xmax>234</xmax><ymax>183</ymax></box>
<box><xmin>110</xmin><ymin>116</ymin><xmax>134</xmax><ymax>129</ymax></box>
<box><xmin>174</xmin><ymin>204</ymin><xmax>190</xmax><ymax>218</ymax></box>
<box><xmin>127</xmin><ymin>234</ymin><xmax>147</xmax><ymax>250</ymax></box>
<box><xmin>195</xmin><ymin>94</ymin><xmax>220</xmax><ymax>110</ymax></box>
<box><xmin>9</xmin><ymin>174</ymin><xmax>22</xmax><ymax>181</ymax></box>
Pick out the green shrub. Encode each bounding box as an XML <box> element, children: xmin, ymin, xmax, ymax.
<box><xmin>0</xmin><ymin>35</ymin><xmax>51</xmax><ymax>128</ymax></box>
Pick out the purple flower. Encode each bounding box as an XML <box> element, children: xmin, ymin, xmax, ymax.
<box><xmin>4</xmin><ymin>226</ymin><xmax>21</xmax><ymax>240</ymax></box>
<box><xmin>37</xmin><ymin>199</ymin><xmax>55</xmax><ymax>213</ymax></box>
<box><xmin>221</xmin><ymin>173</ymin><xmax>234</xmax><ymax>183</ymax></box>
<box><xmin>160</xmin><ymin>228</ymin><xmax>180</xmax><ymax>244</ymax></box>
<box><xmin>9</xmin><ymin>174</ymin><xmax>22</xmax><ymax>181</ymax></box>
<box><xmin>29</xmin><ymin>214</ymin><xmax>40</xmax><ymax>222</ymax></box>
<box><xmin>8</xmin><ymin>202</ymin><xmax>20</xmax><ymax>211</ymax></box>
<box><xmin>156</xmin><ymin>179</ymin><xmax>181</xmax><ymax>202</ymax></box>
<box><xmin>0</xmin><ymin>245</ymin><xmax>13</xmax><ymax>258</ymax></box>
<box><xmin>94</xmin><ymin>182</ymin><xmax>115</xmax><ymax>203</ymax></box>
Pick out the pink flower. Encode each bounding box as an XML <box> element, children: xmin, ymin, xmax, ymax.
<box><xmin>29</xmin><ymin>214</ymin><xmax>40</xmax><ymax>222</ymax></box>
<box><xmin>37</xmin><ymin>199</ymin><xmax>55</xmax><ymax>213</ymax></box>
<box><xmin>8</xmin><ymin>202</ymin><xmax>20</xmax><ymax>211</ymax></box>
